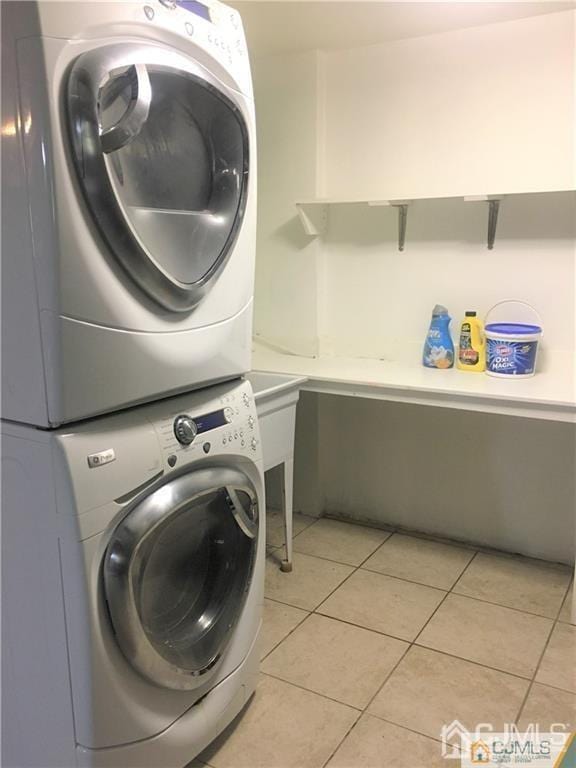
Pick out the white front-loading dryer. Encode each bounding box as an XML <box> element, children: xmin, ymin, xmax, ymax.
<box><xmin>1</xmin><ymin>378</ymin><xmax>264</xmax><ymax>768</ymax></box>
<box><xmin>1</xmin><ymin>0</ymin><xmax>256</xmax><ymax>427</ymax></box>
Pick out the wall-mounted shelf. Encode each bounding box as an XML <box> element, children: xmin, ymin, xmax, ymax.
<box><xmin>295</xmin><ymin>188</ymin><xmax>575</xmax><ymax>250</ymax></box>
<box><xmin>253</xmin><ymin>342</ymin><xmax>575</xmax><ymax>423</ymax></box>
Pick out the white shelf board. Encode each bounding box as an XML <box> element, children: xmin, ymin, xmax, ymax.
<box><xmin>296</xmin><ymin>188</ymin><xmax>575</xmax><ymax>207</ymax></box>
<box><xmin>252</xmin><ymin>343</ymin><xmax>575</xmax><ymax>423</ymax></box>
<box><xmin>295</xmin><ymin>188</ymin><xmax>575</xmax><ymax>235</ymax></box>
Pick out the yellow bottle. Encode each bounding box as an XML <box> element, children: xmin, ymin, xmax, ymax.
<box><xmin>457</xmin><ymin>311</ymin><xmax>486</xmax><ymax>372</ymax></box>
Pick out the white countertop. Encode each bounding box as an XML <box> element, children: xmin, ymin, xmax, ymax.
<box><xmin>252</xmin><ymin>342</ymin><xmax>575</xmax><ymax>422</ymax></box>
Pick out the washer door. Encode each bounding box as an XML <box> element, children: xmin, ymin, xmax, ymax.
<box><xmin>67</xmin><ymin>44</ymin><xmax>249</xmax><ymax>312</ymax></box>
<box><xmin>103</xmin><ymin>467</ymin><xmax>258</xmax><ymax>690</ymax></box>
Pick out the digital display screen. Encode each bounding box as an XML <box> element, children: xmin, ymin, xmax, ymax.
<box><xmin>177</xmin><ymin>0</ymin><xmax>212</xmax><ymax>22</ymax></box>
<box><xmin>195</xmin><ymin>409</ymin><xmax>227</xmax><ymax>434</ymax></box>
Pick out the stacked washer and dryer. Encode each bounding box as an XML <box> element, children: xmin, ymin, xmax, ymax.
<box><xmin>1</xmin><ymin>2</ymin><xmax>263</xmax><ymax>766</ymax></box>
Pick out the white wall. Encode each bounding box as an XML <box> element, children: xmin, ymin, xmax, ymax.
<box><xmin>252</xmin><ymin>50</ymin><xmax>322</xmax><ymax>357</ymax></box>
<box><xmin>321</xmin><ymin>11</ymin><xmax>575</xmax><ymax>200</ymax></box>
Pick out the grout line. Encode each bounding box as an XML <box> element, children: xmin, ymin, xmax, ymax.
<box><xmin>320</xmin><ymin>711</ymin><xmax>362</xmax><ymax>768</ymax></box>
<box><xmin>320</xmin><ymin>714</ymin><xmax>461</xmax><ymax>768</ymax></box>
<box><xmin>514</xmin><ymin>577</ymin><xmax>573</xmax><ymax>725</ymax></box>
<box><xmin>291</xmin><ymin>525</ymin><xmax>395</xmax><ymax>566</ymax></box>
<box><xmin>432</xmin><ymin>589</ymin><xmax>564</xmax><ymax>622</ymax></box>
<box><xmin>359</xmin><ymin>563</ymin><xmax>471</xmax><ymax>593</ymax></box>
<box><xmin>412</xmin><ymin>551</ymin><xmax>480</xmax><ymax>646</ymax></box>
<box><xmin>361</xmin><ymin>713</ymin><xmax>462</xmax><ymax>749</ymax></box>
<box><xmin>361</xmin><ymin>638</ymin><xmax>412</xmax><ymax>714</ymax></box>
<box><xmin>380</xmin><ymin>525</ymin><xmax>480</xmax><ymax>554</ymax></box>
<box><xmin>410</xmin><ymin>644</ymin><xmax>537</xmax><ymax>685</ymax></box>
<box><xmin>262</xmin><ymin>595</ymin><xmax>316</xmax><ymax>611</ymax></box>
<box><xmin>311</xmin><ymin>610</ymin><xmax>414</xmax><ymax>645</ymax></box>
<box><xmin>259</xmin><ymin>606</ymin><xmax>311</xmax><ymax>663</ymax></box>
<box><xmin>292</xmin><ymin>518</ymin><xmax>394</xmax><ymax>569</ymax></box>
<box><xmin>260</xmin><ymin>671</ymin><xmax>363</xmax><ymax>713</ymax></box>
<box><xmin>557</xmin><ymin>577</ymin><xmax>574</xmax><ymax>624</ymax></box>
<box><xmin>288</xmin><ymin>550</ymin><xmax>375</xmax><ymax>569</ymax></box>
<box><xmin>292</xmin><ymin>515</ymin><xmax>323</xmax><ymax>536</ymax></box>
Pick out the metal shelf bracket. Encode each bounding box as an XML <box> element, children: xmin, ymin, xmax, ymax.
<box><xmin>464</xmin><ymin>195</ymin><xmax>504</xmax><ymax>249</ymax></box>
<box><xmin>391</xmin><ymin>201</ymin><xmax>411</xmax><ymax>251</ymax></box>
<box><xmin>486</xmin><ymin>199</ymin><xmax>500</xmax><ymax>250</ymax></box>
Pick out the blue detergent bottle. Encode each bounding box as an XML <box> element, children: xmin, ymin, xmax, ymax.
<box><xmin>423</xmin><ymin>305</ymin><xmax>455</xmax><ymax>369</ymax></box>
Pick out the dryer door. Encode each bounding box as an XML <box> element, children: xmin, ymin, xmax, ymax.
<box><xmin>67</xmin><ymin>44</ymin><xmax>249</xmax><ymax>312</ymax></box>
<box><xmin>103</xmin><ymin>467</ymin><xmax>258</xmax><ymax>690</ymax></box>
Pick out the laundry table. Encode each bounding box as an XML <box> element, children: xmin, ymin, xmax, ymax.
<box><xmin>251</xmin><ymin>341</ymin><xmax>576</xmax><ymax>619</ymax></box>
<box><xmin>245</xmin><ymin>371</ymin><xmax>308</xmax><ymax>572</ymax></box>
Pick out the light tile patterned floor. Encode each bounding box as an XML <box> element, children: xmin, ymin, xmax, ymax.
<box><xmin>197</xmin><ymin>511</ymin><xmax>575</xmax><ymax>768</ymax></box>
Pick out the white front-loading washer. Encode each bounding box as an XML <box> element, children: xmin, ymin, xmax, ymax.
<box><xmin>1</xmin><ymin>378</ymin><xmax>264</xmax><ymax>768</ymax></box>
<box><xmin>1</xmin><ymin>0</ymin><xmax>256</xmax><ymax>427</ymax></box>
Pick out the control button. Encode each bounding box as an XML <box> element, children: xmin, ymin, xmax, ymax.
<box><xmin>223</xmin><ymin>437</ymin><xmax>227</xmax><ymax>445</ymax></box>
<box><xmin>158</xmin><ymin>0</ymin><xmax>176</xmax><ymax>7</ymax></box>
<box><xmin>234</xmin><ymin>432</ymin><xmax>238</xmax><ymax>439</ymax></box>
<box><xmin>167</xmin><ymin>454</ymin><xmax>177</xmax><ymax>467</ymax></box>
<box><xmin>143</xmin><ymin>5</ymin><xmax>155</xmax><ymax>19</ymax></box>
<box><xmin>203</xmin><ymin>442</ymin><xmax>211</xmax><ymax>454</ymax></box>
<box><xmin>185</xmin><ymin>21</ymin><xmax>194</xmax><ymax>36</ymax></box>
<box><xmin>240</xmin><ymin>430</ymin><xmax>244</xmax><ymax>437</ymax></box>
<box><xmin>251</xmin><ymin>438</ymin><xmax>257</xmax><ymax>450</ymax></box>
<box><xmin>241</xmin><ymin>439</ymin><xmax>245</xmax><ymax>447</ymax></box>
<box><xmin>224</xmin><ymin>407</ymin><xmax>234</xmax><ymax>423</ymax></box>
<box><xmin>248</xmin><ymin>416</ymin><xmax>254</xmax><ymax>429</ymax></box>
<box><xmin>173</xmin><ymin>414</ymin><xmax>198</xmax><ymax>446</ymax></box>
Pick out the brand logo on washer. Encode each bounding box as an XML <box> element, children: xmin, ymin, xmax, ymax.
<box><xmin>87</xmin><ymin>448</ymin><xmax>116</xmax><ymax>468</ymax></box>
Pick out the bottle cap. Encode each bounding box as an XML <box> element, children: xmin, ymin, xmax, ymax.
<box><xmin>465</xmin><ymin>311</ymin><xmax>477</xmax><ymax>317</ymax></box>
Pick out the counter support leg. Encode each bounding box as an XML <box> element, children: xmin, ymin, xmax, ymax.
<box><xmin>280</xmin><ymin>458</ymin><xmax>294</xmax><ymax>573</ymax></box>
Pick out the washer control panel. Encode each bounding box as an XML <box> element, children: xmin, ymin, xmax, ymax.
<box><xmin>149</xmin><ymin>379</ymin><xmax>260</xmax><ymax>466</ymax></box>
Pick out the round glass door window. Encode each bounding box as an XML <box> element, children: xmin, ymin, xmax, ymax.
<box><xmin>68</xmin><ymin>47</ymin><xmax>249</xmax><ymax>312</ymax></box>
<box><xmin>103</xmin><ymin>468</ymin><xmax>258</xmax><ymax>690</ymax></box>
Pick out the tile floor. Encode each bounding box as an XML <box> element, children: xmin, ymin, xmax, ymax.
<box><xmin>197</xmin><ymin>512</ymin><xmax>575</xmax><ymax>768</ymax></box>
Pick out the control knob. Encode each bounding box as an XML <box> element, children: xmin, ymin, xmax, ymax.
<box><xmin>174</xmin><ymin>415</ymin><xmax>198</xmax><ymax>446</ymax></box>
